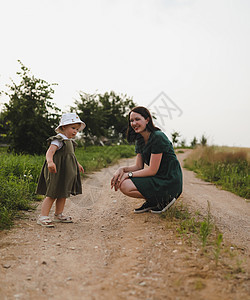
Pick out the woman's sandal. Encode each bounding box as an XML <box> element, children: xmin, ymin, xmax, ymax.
<box><xmin>54</xmin><ymin>213</ymin><xmax>73</xmax><ymax>223</ymax></box>
<box><xmin>37</xmin><ymin>216</ymin><xmax>54</xmax><ymax>227</ymax></box>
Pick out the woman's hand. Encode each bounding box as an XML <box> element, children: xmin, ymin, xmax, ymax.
<box><xmin>111</xmin><ymin>167</ymin><xmax>124</xmax><ymax>190</ymax></box>
<box><xmin>118</xmin><ymin>172</ymin><xmax>129</xmax><ymax>187</ymax></box>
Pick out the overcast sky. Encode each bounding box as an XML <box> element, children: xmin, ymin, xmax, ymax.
<box><xmin>0</xmin><ymin>0</ymin><xmax>249</xmax><ymax>147</ymax></box>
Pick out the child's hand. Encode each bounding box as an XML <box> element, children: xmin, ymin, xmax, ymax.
<box><xmin>47</xmin><ymin>161</ymin><xmax>57</xmax><ymax>173</ymax></box>
<box><xmin>78</xmin><ymin>163</ymin><xmax>84</xmax><ymax>173</ymax></box>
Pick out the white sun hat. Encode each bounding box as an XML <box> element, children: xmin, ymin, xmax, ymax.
<box><xmin>55</xmin><ymin>113</ymin><xmax>86</xmax><ymax>133</ymax></box>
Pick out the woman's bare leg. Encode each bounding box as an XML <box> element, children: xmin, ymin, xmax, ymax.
<box><xmin>120</xmin><ymin>179</ymin><xmax>145</xmax><ymax>198</ymax></box>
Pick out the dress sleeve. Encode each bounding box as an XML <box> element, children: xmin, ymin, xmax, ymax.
<box><xmin>47</xmin><ymin>135</ymin><xmax>64</xmax><ymax>150</ymax></box>
<box><xmin>51</xmin><ymin>139</ymin><xmax>63</xmax><ymax>150</ymax></box>
<box><xmin>151</xmin><ymin>132</ymin><xmax>171</xmax><ymax>154</ymax></box>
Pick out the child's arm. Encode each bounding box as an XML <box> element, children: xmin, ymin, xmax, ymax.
<box><xmin>46</xmin><ymin>144</ymin><xmax>58</xmax><ymax>173</ymax></box>
<box><xmin>77</xmin><ymin>162</ymin><xmax>84</xmax><ymax>173</ymax></box>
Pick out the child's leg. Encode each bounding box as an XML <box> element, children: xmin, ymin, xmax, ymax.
<box><xmin>37</xmin><ymin>197</ymin><xmax>56</xmax><ymax>227</ymax></box>
<box><xmin>55</xmin><ymin>198</ymin><xmax>66</xmax><ymax>215</ymax></box>
<box><xmin>41</xmin><ymin>197</ymin><xmax>56</xmax><ymax>216</ymax></box>
<box><xmin>54</xmin><ymin>198</ymin><xmax>73</xmax><ymax>223</ymax></box>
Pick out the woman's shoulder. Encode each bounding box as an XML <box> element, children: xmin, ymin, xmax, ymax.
<box><xmin>152</xmin><ymin>130</ymin><xmax>170</xmax><ymax>142</ymax></box>
<box><xmin>150</xmin><ymin>130</ymin><xmax>173</xmax><ymax>154</ymax></box>
<box><xmin>153</xmin><ymin>130</ymin><xmax>164</xmax><ymax>137</ymax></box>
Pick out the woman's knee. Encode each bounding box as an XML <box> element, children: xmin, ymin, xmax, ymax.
<box><xmin>120</xmin><ymin>180</ymin><xmax>130</xmax><ymax>194</ymax></box>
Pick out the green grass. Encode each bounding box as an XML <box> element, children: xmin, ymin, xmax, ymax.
<box><xmin>75</xmin><ymin>144</ymin><xmax>136</xmax><ymax>173</ymax></box>
<box><xmin>161</xmin><ymin>200</ymin><xmax>249</xmax><ymax>273</ymax></box>
<box><xmin>184</xmin><ymin>146</ymin><xmax>250</xmax><ymax>199</ymax></box>
<box><xmin>213</xmin><ymin>233</ymin><xmax>223</xmax><ymax>266</ymax></box>
<box><xmin>162</xmin><ymin>201</ymin><xmax>224</xmax><ymax>264</ymax></box>
<box><xmin>0</xmin><ymin>144</ymin><xmax>135</xmax><ymax>229</ymax></box>
<box><xmin>161</xmin><ymin>202</ymin><xmax>201</xmax><ymax>237</ymax></box>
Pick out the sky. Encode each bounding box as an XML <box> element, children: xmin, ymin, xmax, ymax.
<box><xmin>0</xmin><ymin>0</ymin><xmax>249</xmax><ymax>147</ymax></box>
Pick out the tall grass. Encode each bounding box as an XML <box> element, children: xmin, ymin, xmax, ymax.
<box><xmin>0</xmin><ymin>153</ymin><xmax>44</xmax><ymax>229</ymax></box>
<box><xmin>184</xmin><ymin>146</ymin><xmax>250</xmax><ymax>199</ymax></box>
<box><xmin>0</xmin><ymin>145</ymin><xmax>135</xmax><ymax>229</ymax></box>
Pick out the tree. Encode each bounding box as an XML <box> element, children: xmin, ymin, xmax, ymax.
<box><xmin>180</xmin><ymin>138</ymin><xmax>186</xmax><ymax>148</ymax></box>
<box><xmin>99</xmin><ymin>91</ymin><xmax>136</xmax><ymax>138</ymax></box>
<box><xmin>200</xmin><ymin>134</ymin><xmax>208</xmax><ymax>147</ymax></box>
<box><xmin>72</xmin><ymin>92</ymin><xmax>106</xmax><ymax>141</ymax></box>
<box><xmin>0</xmin><ymin>111</ymin><xmax>10</xmax><ymax>145</ymax></box>
<box><xmin>171</xmin><ymin>131</ymin><xmax>180</xmax><ymax>148</ymax></box>
<box><xmin>191</xmin><ymin>136</ymin><xmax>198</xmax><ymax>148</ymax></box>
<box><xmin>72</xmin><ymin>91</ymin><xmax>136</xmax><ymax>143</ymax></box>
<box><xmin>2</xmin><ymin>60</ymin><xmax>61</xmax><ymax>155</ymax></box>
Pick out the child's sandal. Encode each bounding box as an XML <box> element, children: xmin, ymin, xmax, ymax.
<box><xmin>37</xmin><ymin>216</ymin><xmax>54</xmax><ymax>227</ymax></box>
<box><xmin>54</xmin><ymin>213</ymin><xmax>73</xmax><ymax>223</ymax></box>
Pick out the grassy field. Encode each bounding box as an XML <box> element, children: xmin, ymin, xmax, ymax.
<box><xmin>0</xmin><ymin>145</ymin><xmax>135</xmax><ymax>229</ymax></box>
<box><xmin>184</xmin><ymin>146</ymin><xmax>250</xmax><ymax>199</ymax></box>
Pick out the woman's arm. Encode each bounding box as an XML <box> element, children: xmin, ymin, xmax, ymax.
<box><xmin>122</xmin><ymin>154</ymin><xmax>144</xmax><ymax>172</ymax></box>
<box><xmin>119</xmin><ymin>153</ymin><xmax>163</xmax><ymax>185</ymax></box>
<box><xmin>133</xmin><ymin>153</ymin><xmax>162</xmax><ymax>177</ymax></box>
<box><xmin>111</xmin><ymin>154</ymin><xmax>144</xmax><ymax>190</ymax></box>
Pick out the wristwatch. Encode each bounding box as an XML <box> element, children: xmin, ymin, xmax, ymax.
<box><xmin>128</xmin><ymin>172</ymin><xmax>133</xmax><ymax>178</ymax></box>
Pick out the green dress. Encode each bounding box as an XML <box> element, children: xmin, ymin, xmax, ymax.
<box><xmin>36</xmin><ymin>135</ymin><xmax>82</xmax><ymax>198</ymax></box>
<box><xmin>131</xmin><ymin>130</ymin><xmax>182</xmax><ymax>206</ymax></box>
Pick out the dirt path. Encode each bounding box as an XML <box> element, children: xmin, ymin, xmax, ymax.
<box><xmin>178</xmin><ymin>150</ymin><xmax>250</xmax><ymax>251</ymax></box>
<box><xmin>0</xmin><ymin>150</ymin><xmax>249</xmax><ymax>300</ymax></box>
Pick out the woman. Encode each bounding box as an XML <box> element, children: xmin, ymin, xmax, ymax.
<box><xmin>111</xmin><ymin>106</ymin><xmax>183</xmax><ymax>214</ymax></box>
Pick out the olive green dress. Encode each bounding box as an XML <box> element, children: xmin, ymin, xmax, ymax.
<box><xmin>36</xmin><ymin>135</ymin><xmax>82</xmax><ymax>198</ymax></box>
<box><xmin>131</xmin><ymin>130</ymin><xmax>182</xmax><ymax>206</ymax></box>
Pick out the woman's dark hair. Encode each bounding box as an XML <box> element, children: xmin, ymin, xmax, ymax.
<box><xmin>126</xmin><ymin>106</ymin><xmax>160</xmax><ymax>142</ymax></box>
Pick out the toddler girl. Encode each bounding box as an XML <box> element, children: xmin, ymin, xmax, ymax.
<box><xmin>36</xmin><ymin>113</ymin><xmax>85</xmax><ymax>227</ymax></box>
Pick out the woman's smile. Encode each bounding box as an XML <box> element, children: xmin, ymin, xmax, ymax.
<box><xmin>133</xmin><ymin>125</ymin><xmax>140</xmax><ymax>131</ymax></box>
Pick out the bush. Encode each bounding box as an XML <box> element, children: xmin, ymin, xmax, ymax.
<box><xmin>0</xmin><ymin>152</ymin><xmax>44</xmax><ymax>229</ymax></box>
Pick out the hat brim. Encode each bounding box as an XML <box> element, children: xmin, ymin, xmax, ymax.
<box><xmin>55</xmin><ymin>121</ymin><xmax>86</xmax><ymax>133</ymax></box>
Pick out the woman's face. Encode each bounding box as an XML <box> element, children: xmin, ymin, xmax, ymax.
<box><xmin>130</xmin><ymin>112</ymin><xmax>149</xmax><ymax>134</ymax></box>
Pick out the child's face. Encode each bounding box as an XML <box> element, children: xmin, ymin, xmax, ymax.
<box><xmin>62</xmin><ymin>123</ymin><xmax>81</xmax><ymax>139</ymax></box>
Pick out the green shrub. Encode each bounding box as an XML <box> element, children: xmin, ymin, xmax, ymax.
<box><xmin>0</xmin><ymin>206</ymin><xmax>14</xmax><ymax>229</ymax></box>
